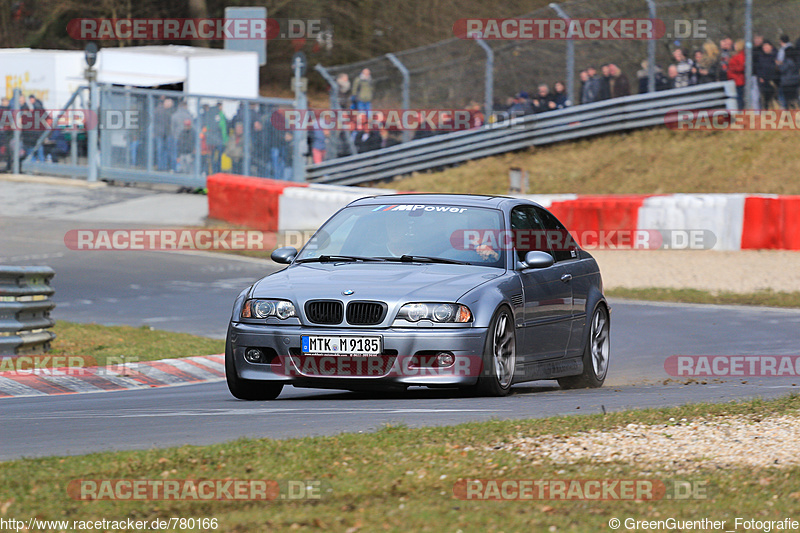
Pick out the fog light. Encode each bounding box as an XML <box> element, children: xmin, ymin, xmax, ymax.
<box><xmin>436</xmin><ymin>352</ymin><xmax>455</xmax><ymax>367</ymax></box>
<box><xmin>244</xmin><ymin>348</ymin><xmax>264</xmax><ymax>363</ymax></box>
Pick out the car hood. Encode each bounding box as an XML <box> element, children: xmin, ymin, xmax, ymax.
<box><xmin>251</xmin><ymin>262</ymin><xmax>502</xmax><ymax>303</ymax></box>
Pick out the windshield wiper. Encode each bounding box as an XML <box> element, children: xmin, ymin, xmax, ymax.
<box><xmin>377</xmin><ymin>255</ymin><xmax>471</xmax><ymax>265</ymax></box>
<box><xmin>295</xmin><ymin>255</ymin><xmax>386</xmax><ymax>264</ymax></box>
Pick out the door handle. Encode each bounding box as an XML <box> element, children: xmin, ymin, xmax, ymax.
<box><xmin>561</xmin><ymin>273</ymin><xmax>572</xmax><ymax>283</ymax></box>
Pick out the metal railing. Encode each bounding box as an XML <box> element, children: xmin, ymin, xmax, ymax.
<box><xmin>15</xmin><ymin>86</ymin><xmax>299</xmax><ymax>188</ymax></box>
<box><xmin>306</xmin><ymin>81</ymin><xmax>736</xmax><ymax>186</ymax></box>
<box><xmin>0</xmin><ymin>266</ymin><xmax>56</xmax><ymax>356</ymax></box>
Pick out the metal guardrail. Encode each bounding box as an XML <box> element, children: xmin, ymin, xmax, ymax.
<box><xmin>16</xmin><ymin>85</ymin><xmax>298</xmax><ymax>188</ymax></box>
<box><xmin>307</xmin><ymin>81</ymin><xmax>738</xmax><ymax>186</ymax></box>
<box><xmin>0</xmin><ymin>267</ymin><xmax>56</xmax><ymax>356</ymax></box>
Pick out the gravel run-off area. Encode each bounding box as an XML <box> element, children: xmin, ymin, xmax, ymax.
<box><xmin>492</xmin><ymin>414</ymin><xmax>800</xmax><ymax>473</ymax></box>
<box><xmin>591</xmin><ymin>250</ymin><xmax>800</xmax><ymax>293</ymax></box>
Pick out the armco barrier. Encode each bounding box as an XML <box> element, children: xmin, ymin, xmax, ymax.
<box><xmin>207</xmin><ymin>174</ymin><xmax>307</xmax><ymax>231</ymax></box>
<box><xmin>741</xmin><ymin>195</ymin><xmax>800</xmax><ymax>250</ymax></box>
<box><xmin>306</xmin><ymin>82</ymin><xmax>737</xmax><ymax>186</ymax></box>
<box><xmin>0</xmin><ymin>266</ymin><xmax>56</xmax><ymax>356</ymax></box>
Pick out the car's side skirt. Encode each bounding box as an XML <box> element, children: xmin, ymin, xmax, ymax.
<box><xmin>518</xmin><ymin>356</ymin><xmax>583</xmax><ymax>382</ymax></box>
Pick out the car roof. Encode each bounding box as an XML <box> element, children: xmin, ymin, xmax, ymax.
<box><xmin>347</xmin><ymin>193</ymin><xmax>542</xmax><ymax>210</ymax></box>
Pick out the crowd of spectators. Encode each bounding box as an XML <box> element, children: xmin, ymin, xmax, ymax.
<box><xmin>498</xmin><ymin>34</ymin><xmax>800</xmax><ymax>116</ymax></box>
<box><xmin>1</xmin><ymin>94</ymin><xmax>72</xmax><ymax>172</ymax></box>
<box><xmin>631</xmin><ymin>34</ymin><xmax>800</xmax><ymax>109</ymax></box>
<box><xmin>6</xmin><ymin>32</ymin><xmax>800</xmax><ymax>177</ymax></box>
<box><xmin>129</xmin><ymin>96</ymin><xmax>295</xmax><ymax>180</ymax></box>
<box><xmin>323</xmin><ymin>70</ymin><xmax>486</xmax><ymax>160</ymax></box>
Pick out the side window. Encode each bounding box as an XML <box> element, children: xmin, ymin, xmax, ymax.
<box><xmin>532</xmin><ymin>206</ymin><xmax>579</xmax><ymax>263</ymax></box>
<box><xmin>510</xmin><ymin>206</ymin><xmax>551</xmax><ymax>263</ymax></box>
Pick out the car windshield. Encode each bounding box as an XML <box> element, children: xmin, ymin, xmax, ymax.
<box><xmin>295</xmin><ymin>203</ymin><xmax>506</xmax><ymax>267</ymax></box>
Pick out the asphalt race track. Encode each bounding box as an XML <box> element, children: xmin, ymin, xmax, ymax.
<box><xmin>2</xmin><ymin>217</ymin><xmax>799</xmax><ymax>461</ymax></box>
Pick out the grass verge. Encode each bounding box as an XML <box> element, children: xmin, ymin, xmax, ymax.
<box><xmin>607</xmin><ymin>287</ymin><xmax>800</xmax><ymax>308</ymax></box>
<box><xmin>47</xmin><ymin>321</ymin><xmax>224</xmax><ymax>367</ymax></box>
<box><xmin>1</xmin><ymin>395</ymin><xmax>799</xmax><ymax>531</ymax></box>
<box><xmin>377</xmin><ymin>128</ymin><xmax>800</xmax><ymax>195</ymax></box>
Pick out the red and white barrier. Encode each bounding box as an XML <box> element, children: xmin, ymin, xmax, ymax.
<box><xmin>207</xmin><ymin>174</ymin><xmax>306</xmax><ymax>231</ymax></box>
<box><xmin>741</xmin><ymin>195</ymin><xmax>800</xmax><ymax>250</ymax></box>
<box><xmin>637</xmin><ymin>194</ymin><xmax>746</xmax><ymax>251</ymax></box>
<box><xmin>206</xmin><ymin>175</ymin><xmax>799</xmax><ymax>251</ymax></box>
<box><xmin>207</xmin><ymin>174</ymin><xmax>390</xmax><ymax>232</ymax></box>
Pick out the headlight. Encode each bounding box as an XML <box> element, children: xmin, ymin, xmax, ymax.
<box><xmin>397</xmin><ymin>303</ymin><xmax>472</xmax><ymax>323</ymax></box>
<box><xmin>241</xmin><ymin>299</ymin><xmax>296</xmax><ymax>319</ymax></box>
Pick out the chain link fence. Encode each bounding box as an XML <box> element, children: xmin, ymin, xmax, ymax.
<box><xmin>317</xmin><ymin>0</ymin><xmax>800</xmax><ymax>112</ymax></box>
<box><xmin>13</xmin><ymin>86</ymin><xmax>298</xmax><ymax>187</ymax></box>
<box><xmin>99</xmin><ymin>86</ymin><xmax>296</xmax><ymax>185</ymax></box>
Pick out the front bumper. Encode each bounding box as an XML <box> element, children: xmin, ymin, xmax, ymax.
<box><xmin>229</xmin><ymin>322</ymin><xmax>488</xmax><ymax>387</ymax></box>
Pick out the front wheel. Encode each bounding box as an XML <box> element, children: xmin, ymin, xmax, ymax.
<box><xmin>558</xmin><ymin>304</ymin><xmax>610</xmax><ymax>389</ymax></box>
<box><xmin>474</xmin><ymin>306</ymin><xmax>517</xmax><ymax>397</ymax></box>
<box><xmin>225</xmin><ymin>326</ymin><xmax>284</xmax><ymax>400</ymax></box>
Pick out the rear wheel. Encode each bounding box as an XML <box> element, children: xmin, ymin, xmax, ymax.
<box><xmin>558</xmin><ymin>304</ymin><xmax>609</xmax><ymax>389</ymax></box>
<box><xmin>225</xmin><ymin>326</ymin><xmax>284</xmax><ymax>400</ymax></box>
<box><xmin>474</xmin><ymin>306</ymin><xmax>517</xmax><ymax>397</ymax></box>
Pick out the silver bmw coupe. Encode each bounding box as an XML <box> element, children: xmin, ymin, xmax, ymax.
<box><xmin>226</xmin><ymin>194</ymin><xmax>610</xmax><ymax>399</ymax></box>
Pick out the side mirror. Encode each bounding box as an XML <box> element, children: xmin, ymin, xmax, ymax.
<box><xmin>522</xmin><ymin>250</ymin><xmax>554</xmax><ymax>269</ymax></box>
<box><xmin>271</xmin><ymin>246</ymin><xmax>298</xmax><ymax>264</ymax></box>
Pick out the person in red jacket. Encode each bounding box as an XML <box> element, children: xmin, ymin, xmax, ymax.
<box><xmin>727</xmin><ymin>39</ymin><xmax>747</xmax><ymax>108</ymax></box>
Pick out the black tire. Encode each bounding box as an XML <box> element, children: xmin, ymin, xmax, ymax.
<box><xmin>474</xmin><ymin>306</ymin><xmax>517</xmax><ymax>397</ymax></box>
<box><xmin>225</xmin><ymin>326</ymin><xmax>284</xmax><ymax>400</ymax></box>
<box><xmin>558</xmin><ymin>303</ymin><xmax>610</xmax><ymax>389</ymax></box>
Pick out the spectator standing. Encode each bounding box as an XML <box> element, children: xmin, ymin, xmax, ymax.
<box><xmin>598</xmin><ymin>64</ymin><xmax>612</xmax><ymax>100</ymax></box>
<box><xmin>466</xmin><ymin>102</ymin><xmax>484</xmax><ymax>128</ymax></box>
<box><xmin>718</xmin><ymin>36</ymin><xmax>735</xmax><ymax>78</ymax></box>
<box><xmin>170</xmin><ymin>100</ymin><xmax>193</xmax><ymax>170</ymax></box>
<box><xmin>250</xmin><ymin>120</ymin><xmax>270</xmax><ymax>176</ymax></box>
<box><xmin>696</xmin><ymin>42</ymin><xmax>722</xmax><ymax>85</ymax></box>
<box><xmin>689</xmin><ymin>50</ymin><xmax>703</xmax><ymax>85</ymax></box>
<box><xmin>636</xmin><ymin>60</ymin><xmax>669</xmax><ymax>93</ymax></box>
<box><xmin>608</xmin><ymin>64</ymin><xmax>630</xmax><ymax>98</ymax></box>
<box><xmin>666</xmin><ymin>65</ymin><xmax>679</xmax><ymax>89</ymax></box>
<box><xmin>727</xmin><ymin>40</ymin><xmax>747</xmax><ymax>109</ymax></box>
<box><xmin>353</xmin><ymin>114</ymin><xmax>381</xmax><ymax>153</ymax></box>
<box><xmin>265</xmin><ymin>118</ymin><xmax>291</xmax><ymax>179</ymax></box>
<box><xmin>18</xmin><ymin>95</ymin><xmax>43</xmax><ymax>162</ymax></box>
<box><xmin>176</xmin><ymin>119</ymin><xmax>195</xmax><ymax>173</ymax></box>
<box><xmin>310</xmin><ymin>126</ymin><xmax>327</xmax><ymax>164</ymax></box>
<box><xmin>335</xmin><ymin>73</ymin><xmax>351</xmax><ymax>109</ymax></box>
<box><xmin>0</xmin><ymin>97</ymin><xmax>11</xmax><ymax>165</ymax></box>
<box><xmin>777</xmin><ymin>38</ymin><xmax>800</xmax><ymax>109</ymax></box>
<box><xmin>380</xmin><ymin>129</ymin><xmax>401</xmax><ymax>149</ymax></box>
<box><xmin>581</xmin><ymin>66</ymin><xmax>604</xmax><ymax>104</ymax></box>
<box><xmin>27</xmin><ymin>94</ymin><xmax>44</xmax><ymax>110</ymax></box>
<box><xmin>552</xmin><ymin>82</ymin><xmax>569</xmax><ymax>108</ymax></box>
<box><xmin>203</xmin><ymin>102</ymin><xmax>227</xmax><ymax>174</ymax></box>
<box><xmin>636</xmin><ymin>61</ymin><xmax>649</xmax><ymax>93</ymax></box>
<box><xmin>755</xmin><ymin>41</ymin><xmax>779</xmax><ymax>109</ymax></box>
<box><xmin>507</xmin><ymin>92</ymin><xmax>534</xmax><ymax>116</ymax></box>
<box><xmin>229</xmin><ymin>102</ymin><xmax>245</xmax><ymax>131</ymax></box>
<box><xmin>532</xmin><ymin>84</ymin><xmax>555</xmax><ymax>113</ymax></box>
<box><xmin>672</xmin><ymin>48</ymin><xmax>695</xmax><ymax>88</ymax></box>
<box><xmin>224</xmin><ymin>122</ymin><xmax>244</xmax><ymax>174</ymax></box>
<box><xmin>579</xmin><ymin>70</ymin><xmax>590</xmax><ymax>103</ymax></box>
<box><xmin>153</xmin><ymin>98</ymin><xmax>173</xmax><ymax>171</ymax></box>
<box><xmin>749</xmin><ymin>35</ymin><xmax>764</xmax><ymax>108</ymax></box>
<box><xmin>351</xmin><ymin>68</ymin><xmax>374</xmax><ymax>111</ymax></box>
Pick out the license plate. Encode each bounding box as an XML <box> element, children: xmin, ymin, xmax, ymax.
<box><xmin>301</xmin><ymin>335</ymin><xmax>382</xmax><ymax>356</ymax></box>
